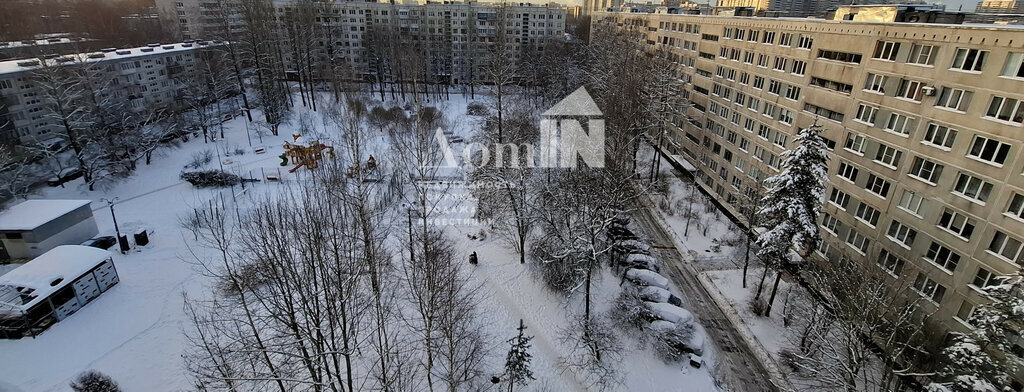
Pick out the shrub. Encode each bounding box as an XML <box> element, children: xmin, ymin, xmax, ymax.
<box><xmin>181</xmin><ymin>170</ymin><xmax>241</xmax><ymax>188</ymax></box>
<box><xmin>186</xmin><ymin>150</ymin><xmax>214</xmax><ymax>169</ymax></box>
<box><xmin>650</xmin><ymin>321</ymin><xmax>697</xmax><ymax>362</ymax></box>
<box><xmin>749</xmin><ymin>296</ymin><xmax>767</xmax><ymax>316</ymax></box>
<box><xmin>466</xmin><ymin>102</ymin><xmax>488</xmax><ymax>116</ymax></box>
<box><xmin>70</xmin><ymin>370</ymin><xmax>121</xmax><ymax>392</ymax></box>
<box><xmin>611</xmin><ymin>285</ymin><xmax>650</xmax><ymax>332</ymax></box>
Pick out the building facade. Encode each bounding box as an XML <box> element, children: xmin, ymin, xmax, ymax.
<box><xmin>0</xmin><ymin>41</ymin><xmax>217</xmax><ymax>146</ymax></box>
<box><xmin>595</xmin><ymin>12</ymin><xmax>1024</xmax><ymax>340</ymax></box>
<box><xmin>154</xmin><ymin>0</ymin><xmax>566</xmax><ymax>84</ymax></box>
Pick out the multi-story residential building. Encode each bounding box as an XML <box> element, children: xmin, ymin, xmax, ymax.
<box><xmin>0</xmin><ymin>35</ymin><xmax>102</xmax><ymax>61</ymax></box>
<box><xmin>0</xmin><ymin>41</ymin><xmax>218</xmax><ymax>146</ymax></box>
<box><xmin>594</xmin><ymin>10</ymin><xmax>1024</xmax><ymax>347</ymax></box>
<box><xmin>977</xmin><ymin>0</ymin><xmax>1024</xmax><ymax>14</ymax></box>
<box><xmin>154</xmin><ymin>0</ymin><xmax>566</xmax><ymax>84</ymax></box>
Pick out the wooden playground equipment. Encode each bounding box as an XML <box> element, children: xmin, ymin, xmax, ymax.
<box><xmin>280</xmin><ymin>133</ymin><xmax>335</xmax><ymax>173</ymax></box>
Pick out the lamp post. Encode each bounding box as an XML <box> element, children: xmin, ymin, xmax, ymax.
<box><xmin>100</xmin><ymin>197</ymin><xmax>125</xmax><ymax>254</ymax></box>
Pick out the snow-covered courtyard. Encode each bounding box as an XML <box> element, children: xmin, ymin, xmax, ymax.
<box><xmin>0</xmin><ymin>93</ymin><xmax>723</xmax><ymax>392</ymax></box>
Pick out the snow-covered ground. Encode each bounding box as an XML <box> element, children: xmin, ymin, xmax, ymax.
<box><xmin>0</xmin><ymin>92</ymin><xmax>720</xmax><ymax>392</ymax></box>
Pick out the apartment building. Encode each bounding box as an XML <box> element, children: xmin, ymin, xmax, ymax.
<box><xmin>595</xmin><ymin>12</ymin><xmax>1024</xmax><ymax>339</ymax></box>
<box><xmin>155</xmin><ymin>0</ymin><xmax>565</xmax><ymax>83</ymax></box>
<box><xmin>0</xmin><ymin>41</ymin><xmax>218</xmax><ymax>146</ymax></box>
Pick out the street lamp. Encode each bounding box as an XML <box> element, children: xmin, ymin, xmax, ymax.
<box><xmin>100</xmin><ymin>197</ymin><xmax>126</xmax><ymax>254</ymax></box>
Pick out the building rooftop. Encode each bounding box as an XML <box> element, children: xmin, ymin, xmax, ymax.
<box><xmin>0</xmin><ymin>199</ymin><xmax>92</xmax><ymax>231</ymax></box>
<box><xmin>598</xmin><ymin>9</ymin><xmax>1024</xmax><ymax>30</ymax></box>
<box><xmin>0</xmin><ymin>40</ymin><xmax>224</xmax><ymax>76</ymax></box>
<box><xmin>0</xmin><ymin>245</ymin><xmax>113</xmax><ymax>312</ymax></box>
<box><xmin>0</xmin><ymin>37</ymin><xmax>94</xmax><ymax>50</ymax></box>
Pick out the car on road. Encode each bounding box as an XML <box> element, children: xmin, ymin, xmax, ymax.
<box><xmin>47</xmin><ymin>167</ymin><xmax>83</xmax><ymax>186</ymax></box>
<box><xmin>81</xmin><ymin>236</ymin><xmax>117</xmax><ymax>250</ymax></box>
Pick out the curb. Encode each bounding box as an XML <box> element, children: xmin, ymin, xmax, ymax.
<box><xmin>696</xmin><ymin>272</ymin><xmax>795</xmax><ymax>392</ymax></box>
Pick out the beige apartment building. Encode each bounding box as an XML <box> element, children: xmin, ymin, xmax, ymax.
<box><xmin>594</xmin><ymin>12</ymin><xmax>1024</xmax><ymax>338</ymax></box>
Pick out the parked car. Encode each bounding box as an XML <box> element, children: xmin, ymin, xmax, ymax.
<box><xmin>47</xmin><ymin>167</ymin><xmax>83</xmax><ymax>186</ymax></box>
<box><xmin>81</xmin><ymin>236</ymin><xmax>117</xmax><ymax>250</ymax></box>
<box><xmin>624</xmin><ymin>268</ymin><xmax>669</xmax><ymax>289</ymax></box>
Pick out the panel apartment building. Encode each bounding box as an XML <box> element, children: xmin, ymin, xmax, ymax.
<box><xmin>155</xmin><ymin>0</ymin><xmax>566</xmax><ymax>83</ymax></box>
<box><xmin>0</xmin><ymin>41</ymin><xmax>218</xmax><ymax>146</ymax></box>
<box><xmin>594</xmin><ymin>11</ymin><xmax>1024</xmax><ymax>336</ymax></box>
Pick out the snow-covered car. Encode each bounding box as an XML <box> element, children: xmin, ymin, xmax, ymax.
<box><xmin>81</xmin><ymin>236</ymin><xmax>117</xmax><ymax>250</ymax></box>
<box><xmin>47</xmin><ymin>167</ymin><xmax>83</xmax><ymax>186</ymax></box>
<box><xmin>624</xmin><ymin>268</ymin><xmax>669</xmax><ymax>289</ymax></box>
<box><xmin>648</xmin><ymin>320</ymin><xmax>705</xmax><ymax>359</ymax></box>
<box><xmin>621</xmin><ymin>253</ymin><xmax>660</xmax><ymax>273</ymax></box>
<box><xmin>606</xmin><ymin>226</ymin><xmax>637</xmax><ymax>242</ymax></box>
<box><xmin>639</xmin><ymin>286</ymin><xmax>684</xmax><ymax>307</ymax></box>
<box><xmin>643</xmin><ymin>301</ymin><xmax>693</xmax><ymax>324</ymax></box>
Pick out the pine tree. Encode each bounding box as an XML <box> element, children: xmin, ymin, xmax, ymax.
<box><xmin>754</xmin><ymin>123</ymin><xmax>829</xmax><ymax>317</ymax></box>
<box><xmin>504</xmin><ymin>319</ymin><xmax>535</xmax><ymax>392</ymax></box>
<box><xmin>928</xmin><ymin>272</ymin><xmax>1023</xmax><ymax>392</ymax></box>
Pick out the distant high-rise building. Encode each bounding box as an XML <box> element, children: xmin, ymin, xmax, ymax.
<box><xmin>976</xmin><ymin>0</ymin><xmax>1024</xmax><ymax>13</ymax></box>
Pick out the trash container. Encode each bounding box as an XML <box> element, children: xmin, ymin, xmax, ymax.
<box><xmin>134</xmin><ymin>229</ymin><xmax>149</xmax><ymax>246</ymax></box>
<box><xmin>118</xmin><ymin>234</ymin><xmax>130</xmax><ymax>253</ymax></box>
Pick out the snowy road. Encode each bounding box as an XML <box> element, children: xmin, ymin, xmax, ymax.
<box><xmin>630</xmin><ymin>205</ymin><xmax>780</xmax><ymax>392</ymax></box>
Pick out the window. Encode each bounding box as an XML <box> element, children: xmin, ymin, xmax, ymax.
<box><xmin>748</xmin><ymin>30</ymin><xmax>759</xmax><ymax>42</ymax></box>
<box><xmin>935</xmin><ymin>87</ymin><xmax>971</xmax><ymax>111</ymax></box>
<box><xmin>846</xmin><ymin>229</ymin><xmax>870</xmax><ymax>254</ymax></box>
<box><xmin>909</xmin><ymin>157</ymin><xmax>943</xmax><ymax>184</ymax></box>
<box><xmin>877</xmin><ymin>249</ymin><xmax>905</xmax><ymax>276</ymax></box>
<box><xmin>1002</xmin><ymin>52</ymin><xmax>1024</xmax><ymax>78</ymax></box>
<box><xmin>810</xmin><ymin>77</ymin><xmax>853</xmax><ymax>94</ymax></box>
<box><xmin>773</xmin><ymin>57</ymin><xmax>787</xmax><ymax>71</ymax></box>
<box><xmin>865</xmin><ymin>174</ymin><xmax>892</xmax><ymax>198</ymax></box>
<box><xmin>762</xmin><ymin>102</ymin><xmax>776</xmax><ymax>118</ymax></box>
<box><xmin>922</xmin><ymin>123</ymin><xmax>957</xmax><ymax>149</ymax></box>
<box><xmin>772</xmin><ymin>132</ymin><xmax>788</xmax><ymax>148</ymax></box>
<box><xmin>758</xmin><ymin>124</ymin><xmax>772</xmax><ymax>140</ymax></box>
<box><xmin>913</xmin><ymin>274</ymin><xmax>946</xmax><ymax>303</ymax></box>
<box><xmin>887</xmin><ymin>221</ymin><xmax>917</xmax><ymax>248</ymax></box>
<box><xmin>757</xmin><ymin>53</ymin><xmax>770</xmax><ymax>67</ymax></box>
<box><xmin>908</xmin><ymin>44</ymin><xmax>937</xmax><ymax>65</ymax></box>
<box><xmin>985</xmin><ymin>96</ymin><xmax>1024</xmax><ymax>123</ymax></box>
<box><xmin>791</xmin><ymin>60</ymin><xmax>806</xmax><ymax>75</ymax></box>
<box><xmin>779</xmin><ymin>32</ymin><xmax>793</xmax><ymax>46</ymax></box>
<box><xmin>743</xmin><ymin>51</ymin><xmax>754</xmax><ymax>64</ymax></box>
<box><xmin>873</xmin><ymin>144</ymin><xmax>903</xmax><ymax>168</ymax></box>
<box><xmin>988</xmin><ymin>231</ymin><xmax>1023</xmax><ymax>263</ymax></box>
<box><xmin>855</xmin><ymin>104</ymin><xmax>878</xmax><ymax>124</ymax></box>
<box><xmin>829</xmin><ymin>188</ymin><xmax>851</xmax><ymax>209</ymax></box>
<box><xmin>883</xmin><ymin>113</ymin><xmax>915</xmax><ymax>136</ymax></box>
<box><xmin>973</xmin><ymin>267</ymin><xmax>1003</xmax><ymax>288</ymax></box>
<box><xmin>855</xmin><ymin>203</ymin><xmax>880</xmax><ymax>226</ymax></box>
<box><xmin>953</xmin><ymin>172</ymin><xmax>993</xmax><ymax>203</ymax></box>
<box><xmin>925</xmin><ymin>242</ymin><xmax>961</xmax><ymax>273</ymax></box>
<box><xmin>762</xmin><ymin>31</ymin><xmax>775</xmax><ymax>44</ymax></box>
<box><xmin>817</xmin><ymin>49</ymin><xmax>862</xmax><ymax>64</ymax></box>
<box><xmin>785</xmin><ymin>85</ymin><xmax>801</xmax><ymax>101</ymax></box>
<box><xmin>739</xmin><ymin>137</ymin><xmax>750</xmax><ymax>151</ymax></box>
<box><xmin>778</xmin><ymin>108</ymin><xmax>793</xmax><ymax>124</ymax></box>
<box><xmin>898</xmin><ymin>190</ymin><xmax>925</xmax><ymax>216</ymax></box>
<box><xmin>938</xmin><ymin>208</ymin><xmax>975</xmax><ymax>240</ymax></box>
<box><xmin>966</xmin><ymin>135</ymin><xmax>1011</xmax><ymax>165</ymax></box>
<box><xmin>1007</xmin><ymin>193</ymin><xmax>1024</xmax><ymax>220</ymax></box>
<box><xmin>768</xmin><ymin>80</ymin><xmax>781</xmax><ymax>95</ymax></box>
<box><xmin>895</xmin><ymin>79</ymin><xmax>924</xmax><ymax>101</ymax></box>
<box><xmin>804</xmin><ymin>103</ymin><xmax>845</xmax><ymax>122</ymax></box>
<box><xmin>950</xmin><ymin>48</ymin><xmax>988</xmax><ymax>72</ymax></box>
<box><xmin>864</xmin><ymin>73</ymin><xmax>888</xmax><ymax>94</ymax></box>
<box><xmin>844</xmin><ymin>133</ymin><xmax>866</xmax><ymax>154</ymax></box>
<box><xmin>823</xmin><ymin>213</ymin><xmax>842</xmax><ymax>234</ymax></box>
<box><xmin>797</xmin><ymin>34</ymin><xmax>813</xmax><ymax>49</ymax></box>
<box><xmin>873</xmin><ymin>41</ymin><xmax>900</xmax><ymax>61</ymax></box>
<box><xmin>837</xmin><ymin>162</ymin><xmax>859</xmax><ymax>183</ymax></box>
<box><xmin>753</xmin><ymin>76</ymin><xmax>765</xmax><ymax>89</ymax></box>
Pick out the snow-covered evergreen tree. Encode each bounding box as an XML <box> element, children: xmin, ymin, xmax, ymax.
<box><xmin>504</xmin><ymin>319</ymin><xmax>535</xmax><ymax>392</ymax></box>
<box><xmin>928</xmin><ymin>272</ymin><xmax>1024</xmax><ymax>392</ymax></box>
<box><xmin>755</xmin><ymin>124</ymin><xmax>829</xmax><ymax>316</ymax></box>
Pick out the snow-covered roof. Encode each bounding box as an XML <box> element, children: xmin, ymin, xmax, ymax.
<box><xmin>0</xmin><ymin>245</ymin><xmax>113</xmax><ymax>312</ymax></box>
<box><xmin>0</xmin><ymin>41</ymin><xmax>225</xmax><ymax>76</ymax></box>
<box><xmin>0</xmin><ymin>37</ymin><xmax>93</xmax><ymax>50</ymax></box>
<box><xmin>0</xmin><ymin>199</ymin><xmax>93</xmax><ymax>231</ymax></box>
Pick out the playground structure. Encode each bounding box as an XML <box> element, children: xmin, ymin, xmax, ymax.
<box><xmin>281</xmin><ymin>133</ymin><xmax>335</xmax><ymax>173</ymax></box>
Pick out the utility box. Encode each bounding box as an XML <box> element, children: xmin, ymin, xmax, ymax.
<box><xmin>133</xmin><ymin>230</ymin><xmax>149</xmax><ymax>246</ymax></box>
